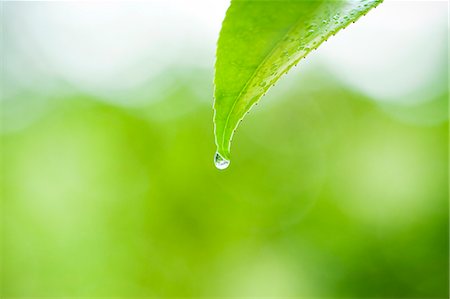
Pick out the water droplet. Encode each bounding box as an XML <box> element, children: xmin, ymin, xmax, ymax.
<box><xmin>306</xmin><ymin>29</ymin><xmax>314</xmax><ymax>37</ymax></box>
<box><xmin>214</xmin><ymin>152</ymin><xmax>230</xmax><ymax>170</ymax></box>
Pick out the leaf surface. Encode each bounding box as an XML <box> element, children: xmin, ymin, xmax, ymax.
<box><xmin>213</xmin><ymin>0</ymin><xmax>383</xmax><ymax>163</ymax></box>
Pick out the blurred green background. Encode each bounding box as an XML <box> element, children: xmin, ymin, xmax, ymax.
<box><xmin>1</xmin><ymin>1</ymin><xmax>448</xmax><ymax>298</ymax></box>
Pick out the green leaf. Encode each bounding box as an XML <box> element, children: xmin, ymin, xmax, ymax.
<box><xmin>213</xmin><ymin>0</ymin><xmax>383</xmax><ymax>165</ymax></box>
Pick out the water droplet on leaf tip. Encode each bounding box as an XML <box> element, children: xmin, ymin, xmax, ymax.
<box><xmin>214</xmin><ymin>152</ymin><xmax>230</xmax><ymax>170</ymax></box>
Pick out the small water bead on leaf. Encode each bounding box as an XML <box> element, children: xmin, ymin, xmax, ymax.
<box><xmin>214</xmin><ymin>152</ymin><xmax>230</xmax><ymax>170</ymax></box>
<box><xmin>305</xmin><ymin>29</ymin><xmax>315</xmax><ymax>37</ymax></box>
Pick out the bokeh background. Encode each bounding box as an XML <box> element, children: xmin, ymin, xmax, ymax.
<box><xmin>1</xmin><ymin>0</ymin><xmax>448</xmax><ymax>297</ymax></box>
